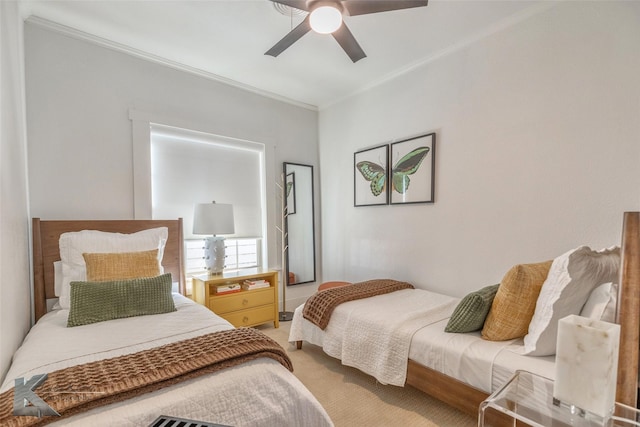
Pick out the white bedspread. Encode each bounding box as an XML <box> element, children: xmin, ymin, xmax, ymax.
<box><xmin>3</xmin><ymin>294</ymin><xmax>333</xmax><ymax>427</ymax></box>
<box><xmin>290</xmin><ymin>289</ymin><xmax>457</xmax><ymax>386</ymax></box>
<box><xmin>291</xmin><ymin>288</ymin><xmax>556</xmax><ymax>394</ymax></box>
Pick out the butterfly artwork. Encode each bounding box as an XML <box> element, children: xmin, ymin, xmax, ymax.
<box><xmin>357</xmin><ymin>146</ymin><xmax>430</xmax><ymax>196</ymax></box>
<box><xmin>355</xmin><ymin>161</ymin><xmax>387</xmax><ymax>197</ymax></box>
<box><xmin>354</xmin><ymin>144</ymin><xmax>389</xmax><ymax>206</ymax></box>
<box><xmin>389</xmin><ymin>133</ymin><xmax>435</xmax><ymax>204</ymax></box>
<box><xmin>354</xmin><ymin>133</ymin><xmax>436</xmax><ymax>207</ymax></box>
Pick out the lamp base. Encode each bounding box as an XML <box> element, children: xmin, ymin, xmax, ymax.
<box><xmin>279</xmin><ymin>311</ymin><xmax>294</xmax><ymax>322</ymax></box>
<box><xmin>203</xmin><ymin>236</ymin><xmax>226</xmax><ymax>274</ymax></box>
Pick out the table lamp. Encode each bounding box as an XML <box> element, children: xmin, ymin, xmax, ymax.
<box><xmin>193</xmin><ymin>201</ymin><xmax>235</xmax><ymax>275</ymax></box>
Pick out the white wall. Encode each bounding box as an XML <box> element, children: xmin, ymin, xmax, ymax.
<box><xmin>0</xmin><ymin>1</ymin><xmax>31</xmax><ymax>379</ymax></box>
<box><xmin>318</xmin><ymin>2</ymin><xmax>640</xmax><ymax>297</ymax></box>
<box><xmin>24</xmin><ymin>20</ymin><xmax>321</xmax><ymax>310</ymax></box>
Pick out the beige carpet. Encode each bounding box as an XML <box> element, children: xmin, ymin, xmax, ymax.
<box><xmin>258</xmin><ymin>322</ymin><xmax>477</xmax><ymax>427</ymax></box>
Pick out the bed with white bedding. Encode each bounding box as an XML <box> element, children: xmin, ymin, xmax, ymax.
<box><xmin>289</xmin><ymin>289</ymin><xmax>554</xmax><ymax>394</ymax></box>
<box><xmin>407</xmin><ymin>316</ymin><xmax>555</xmax><ymax>394</ymax></box>
<box><xmin>0</xmin><ymin>218</ymin><xmax>333</xmax><ymax>427</ymax></box>
<box><xmin>290</xmin><ymin>212</ymin><xmax>640</xmax><ymax>425</ymax></box>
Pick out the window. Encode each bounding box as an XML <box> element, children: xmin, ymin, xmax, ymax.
<box><xmin>150</xmin><ymin>124</ymin><xmax>267</xmax><ymax>274</ymax></box>
<box><xmin>225</xmin><ymin>238</ymin><xmax>261</xmax><ymax>270</ymax></box>
<box><xmin>184</xmin><ymin>238</ymin><xmax>261</xmax><ymax>275</ymax></box>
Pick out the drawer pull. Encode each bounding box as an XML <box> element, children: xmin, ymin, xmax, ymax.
<box><xmin>242</xmin><ymin>299</ymin><xmax>249</xmax><ymax>306</ymax></box>
<box><xmin>243</xmin><ymin>316</ymin><xmax>249</xmax><ymax>323</ymax></box>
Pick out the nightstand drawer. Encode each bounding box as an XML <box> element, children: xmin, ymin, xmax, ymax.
<box><xmin>223</xmin><ymin>305</ymin><xmax>275</xmax><ymax>328</ymax></box>
<box><xmin>210</xmin><ymin>288</ymin><xmax>274</xmax><ymax>314</ymax></box>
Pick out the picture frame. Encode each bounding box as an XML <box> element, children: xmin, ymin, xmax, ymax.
<box><xmin>354</xmin><ymin>144</ymin><xmax>389</xmax><ymax>207</ymax></box>
<box><xmin>285</xmin><ymin>172</ymin><xmax>296</xmax><ymax>215</ymax></box>
<box><xmin>389</xmin><ymin>133</ymin><xmax>435</xmax><ymax>205</ymax></box>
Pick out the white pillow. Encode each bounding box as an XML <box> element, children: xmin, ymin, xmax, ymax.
<box><xmin>54</xmin><ymin>260</ymin><xmax>63</xmax><ymax>297</ymax></box>
<box><xmin>522</xmin><ymin>246</ymin><xmax>620</xmax><ymax>356</ymax></box>
<box><xmin>58</xmin><ymin>227</ymin><xmax>168</xmax><ymax>309</ymax></box>
<box><xmin>580</xmin><ymin>282</ymin><xmax>617</xmax><ymax>323</ymax></box>
<box><xmin>602</xmin><ymin>282</ymin><xmax>618</xmax><ymax>323</ymax></box>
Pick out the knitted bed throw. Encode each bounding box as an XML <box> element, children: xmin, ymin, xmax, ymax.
<box><xmin>303</xmin><ymin>279</ymin><xmax>414</xmax><ymax>330</ymax></box>
<box><xmin>0</xmin><ymin>327</ymin><xmax>292</xmax><ymax>427</ymax></box>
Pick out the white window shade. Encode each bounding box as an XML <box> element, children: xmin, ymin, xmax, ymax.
<box><xmin>150</xmin><ymin>124</ymin><xmax>264</xmax><ymax>240</ymax></box>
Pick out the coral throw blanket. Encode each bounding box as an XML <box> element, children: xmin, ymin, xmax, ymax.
<box><xmin>0</xmin><ymin>328</ymin><xmax>291</xmax><ymax>427</ymax></box>
<box><xmin>303</xmin><ymin>279</ymin><xmax>414</xmax><ymax>330</ymax></box>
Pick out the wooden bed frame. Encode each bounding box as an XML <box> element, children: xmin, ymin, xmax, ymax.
<box><xmin>299</xmin><ymin>212</ymin><xmax>640</xmax><ymax>425</ymax></box>
<box><xmin>32</xmin><ymin>218</ymin><xmax>186</xmax><ymax>322</ymax></box>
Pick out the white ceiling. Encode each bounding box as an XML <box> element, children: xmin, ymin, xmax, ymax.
<box><xmin>21</xmin><ymin>0</ymin><xmax>550</xmax><ymax>109</ymax></box>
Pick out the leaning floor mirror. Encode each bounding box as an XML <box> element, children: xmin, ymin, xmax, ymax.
<box><xmin>284</xmin><ymin>162</ymin><xmax>316</xmax><ymax>286</ymax></box>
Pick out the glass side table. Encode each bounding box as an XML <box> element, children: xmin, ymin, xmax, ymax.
<box><xmin>478</xmin><ymin>370</ymin><xmax>640</xmax><ymax>427</ymax></box>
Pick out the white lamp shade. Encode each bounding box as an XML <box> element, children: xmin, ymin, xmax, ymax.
<box><xmin>193</xmin><ymin>203</ymin><xmax>235</xmax><ymax>235</ymax></box>
<box><xmin>309</xmin><ymin>6</ymin><xmax>343</xmax><ymax>34</ymax></box>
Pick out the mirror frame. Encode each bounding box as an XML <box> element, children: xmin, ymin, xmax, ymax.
<box><xmin>284</xmin><ymin>162</ymin><xmax>316</xmax><ymax>286</ymax></box>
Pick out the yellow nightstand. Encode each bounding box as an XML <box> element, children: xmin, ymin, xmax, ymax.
<box><xmin>191</xmin><ymin>269</ymin><xmax>279</xmax><ymax>329</ymax></box>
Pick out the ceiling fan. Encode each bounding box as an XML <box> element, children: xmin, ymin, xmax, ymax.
<box><xmin>265</xmin><ymin>0</ymin><xmax>429</xmax><ymax>63</ymax></box>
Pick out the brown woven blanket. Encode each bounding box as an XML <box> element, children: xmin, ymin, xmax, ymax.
<box><xmin>0</xmin><ymin>327</ymin><xmax>292</xmax><ymax>427</ymax></box>
<box><xmin>303</xmin><ymin>279</ymin><xmax>414</xmax><ymax>330</ymax></box>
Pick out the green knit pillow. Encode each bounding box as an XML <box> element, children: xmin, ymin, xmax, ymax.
<box><xmin>67</xmin><ymin>273</ymin><xmax>176</xmax><ymax>327</ymax></box>
<box><xmin>445</xmin><ymin>284</ymin><xmax>500</xmax><ymax>333</ymax></box>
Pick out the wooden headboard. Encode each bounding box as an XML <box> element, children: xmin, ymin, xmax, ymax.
<box><xmin>615</xmin><ymin>211</ymin><xmax>640</xmax><ymax>408</ymax></box>
<box><xmin>32</xmin><ymin>218</ymin><xmax>185</xmax><ymax>322</ymax></box>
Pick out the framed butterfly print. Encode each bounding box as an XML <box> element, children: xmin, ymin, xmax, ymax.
<box><xmin>354</xmin><ymin>144</ymin><xmax>389</xmax><ymax>207</ymax></box>
<box><xmin>285</xmin><ymin>172</ymin><xmax>296</xmax><ymax>215</ymax></box>
<box><xmin>389</xmin><ymin>132</ymin><xmax>435</xmax><ymax>205</ymax></box>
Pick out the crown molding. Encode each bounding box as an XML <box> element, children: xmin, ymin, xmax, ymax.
<box><xmin>24</xmin><ymin>15</ymin><xmax>318</xmax><ymax>112</ymax></box>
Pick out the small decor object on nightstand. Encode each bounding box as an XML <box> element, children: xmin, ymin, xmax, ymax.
<box><xmin>243</xmin><ymin>279</ymin><xmax>270</xmax><ymax>290</ymax></box>
<box><xmin>193</xmin><ymin>201</ymin><xmax>235</xmax><ymax>275</ymax></box>
<box><xmin>553</xmin><ymin>314</ymin><xmax>620</xmax><ymax>418</ymax></box>
<box><xmin>215</xmin><ymin>283</ymin><xmax>241</xmax><ymax>294</ymax></box>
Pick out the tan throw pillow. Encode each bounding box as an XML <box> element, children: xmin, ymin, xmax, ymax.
<box><xmin>83</xmin><ymin>249</ymin><xmax>160</xmax><ymax>282</ymax></box>
<box><xmin>481</xmin><ymin>260</ymin><xmax>553</xmax><ymax>341</ymax></box>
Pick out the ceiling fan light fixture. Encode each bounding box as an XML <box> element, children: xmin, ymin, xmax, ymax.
<box><xmin>309</xmin><ymin>5</ymin><xmax>343</xmax><ymax>34</ymax></box>
<box><xmin>266</xmin><ymin>0</ymin><xmax>429</xmax><ymax>62</ymax></box>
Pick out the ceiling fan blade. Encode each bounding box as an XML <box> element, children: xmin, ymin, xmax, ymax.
<box><xmin>342</xmin><ymin>0</ymin><xmax>428</xmax><ymax>16</ymax></box>
<box><xmin>265</xmin><ymin>15</ymin><xmax>312</xmax><ymax>57</ymax></box>
<box><xmin>267</xmin><ymin>0</ymin><xmax>310</xmax><ymax>12</ymax></box>
<box><xmin>332</xmin><ymin>22</ymin><xmax>366</xmax><ymax>63</ymax></box>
